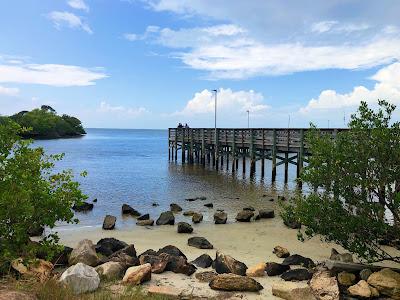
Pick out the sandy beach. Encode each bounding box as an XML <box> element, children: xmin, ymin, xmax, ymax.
<box><xmin>56</xmin><ymin>214</ymin><xmax>358</xmax><ymax>299</ymax></box>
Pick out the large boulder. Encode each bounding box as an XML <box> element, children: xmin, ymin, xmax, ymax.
<box><xmin>170</xmin><ymin>203</ymin><xmax>183</xmax><ymax>212</ymax></box>
<box><xmin>121</xmin><ymin>204</ymin><xmax>141</xmax><ymax>216</ymax></box>
<box><xmin>183</xmin><ymin>210</ymin><xmax>196</xmax><ymax>216</ymax></box>
<box><xmin>122</xmin><ymin>263</ymin><xmax>151</xmax><ymax>285</ymax></box>
<box><xmin>281</xmin><ymin>269</ymin><xmax>313</xmax><ymax>281</ymax></box>
<box><xmin>192</xmin><ymin>213</ymin><xmax>203</xmax><ymax>223</ymax></box>
<box><xmin>272</xmin><ymin>282</ymin><xmax>316</xmax><ymax>300</ymax></box>
<box><xmin>282</xmin><ymin>254</ymin><xmax>315</xmax><ymax>268</ymax></box>
<box><xmin>177</xmin><ymin>222</ymin><xmax>193</xmax><ymax>233</ymax></box>
<box><xmin>102</xmin><ymin>215</ymin><xmax>116</xmax><ymax>230</ymax></box>
<box><xmin>59</xmin><ymin>263</ymin><xmax>100</xmax><ymax>294</ymax></box>
<box><xmin>273</xmin><ymin>245</ymin><xmax>290</xmax><ymax>258</ymax></box>
<box><xmin>348</xmin><ymin>280</ymin><xmax>379</xmax><ymax>298</ymax></box>
<box><xmin>214</xmin><ymin>211</ymin><xmax>227</xmax><ymax>224</ymax></box>
<box><xmin>156</xmin><ymin>211</ymin><xmax>175</xmax><ymax>225</ymax></box>
<box><xmin>69</xmin><ymin>239</ymin><xmax>100</xmax><ymax>266</ymax></box>
<box><xmin>139</xmin><ymin>254</ymin><xmax>169</xmax><ymax>273</ymax></box>
<box><xmin>165</xmin><ymin>255</ymin><xmax>196</xmax><ymax>276</ymax></box>
<box><xmin>367</xmin><ymin>268</ymin><xmax>400</xmax><ymax>299</ymax></box>
<box><xmin>188</xmin><ymin>237</ymin><xmax>213</xmax><ymax>249</ymax></box>
<box><xmin>137</xmin><ymin>214</ymin><xmax>150</xmax><ymax>221</ymax></box>
<box><xmin>214</xmin><ymin>251</ymin><xmax>247</xmax><ymax>276</ymax></box>
<box><xmin>259</xmin><ymin>209</ymin><xmax>275</xmax><ymax>219</ymax></box>
<box><xmin>107</xmin><ymin>245</ymin><xmax>139</xmax><ymax>267</ymax></box>
<box><xmin>330</xmin><ymin>248</ymin><xmax>353</xmax><ymax>263</ymax></box>
<box><xmin>209</xmin><ymin>274</ymin><xmax>263</xmax><ymax>292</ymax></box>
<box><xmin>95</xmin><ymin>238</ymin><xmax>128</xmax><ymax>257</ymax></box>
<box><xmin>235</xmin><ymin>210</ymin><xmax>254</xmax><ymax>222</ymax></box>
<box><xmin>246</xmin><ymin>262</ymin><xmax>266</xmax><ymax>277</ymax></box>
<box><xmin>95</xmin><ymin>261</ymin><xmax>125</xmax><ymax>280</ymax></box>
<box><xmin>192</xmin><ymin>254</ymin><xmax>213</xmax><ymax>268</ymax></box>
<box><xmin>157</xmin><ymin>245</ymin><xmax>186</xmax><ymax>259</ymax></box>
<box><xmin>265</xmin><ymin>262</ymin><xmax>290</xmax><ymax>276</ymax></box>
<box><xmin>309</xmin><ymin>270</ymin><xmax>340</xmax><ymax>300</ymax></box>
<box><xmin>72</xmin><ymin>202</ymin><xmax>94</xmax><ymax>212</ymax></box>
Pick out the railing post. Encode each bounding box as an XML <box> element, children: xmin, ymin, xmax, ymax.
<box><xmin>201</xmin><ymin>129</ymin><xmax>205</xmax><ymax>165</ymax></box>
<box><xmin>297</xmin><ymin>129</ymin><xmax>304</xmax><ymax>188</ymax></box>
<box><xmin>190</xmin><ymin>129</ymin><xmax>194</xmax><ymax>164</ymax></box>
<box><xmin>215</xmin><ymin>129</ymin><xmax>219</xmax><ymax>170</ymax></box>
<box><xmin>284</xmin><ymin>129</ymin><xmax>289</xmax><ymax>183</ymax></box>
<box><xmin>250</xmin><ymin>129</ymin><xmax>256</xmax><ymax>177</ymax></box>
<box><xmin>231</xmin><ymin>129</ymin><xmax>236</xmax><ymax>173</ymax></box>
<box><xmin>272</xmin><ymin>129</ymin><xmax>277</xmax><ymax>181</ymax></box>
<box><xmin>181</xmin><ymin>128</ymin><xmax>186</xmax><ymax>163</ymax></box>
<box><xmin>261</xmin><ymin>129</ymin><xmax>265</xmax><ymax>178</ymax></box>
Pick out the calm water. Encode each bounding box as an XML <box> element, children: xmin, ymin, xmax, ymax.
<box><xmin>34</xmin><ymin>128</ymin><xmax>298</xmax><ymax>230</ymax></box>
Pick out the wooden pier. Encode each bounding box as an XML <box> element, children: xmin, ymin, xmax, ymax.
<box><xmin>168</xmin><ymin>128</ymin><xmax>346</xmax><ymax>183</ymax></box>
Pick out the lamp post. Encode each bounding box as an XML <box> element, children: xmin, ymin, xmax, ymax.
<box><xmin>246</xmin><ymin>110</ymin><xmax>250</xmax><ymax>128</ymax></box>
<box><xmin>212</xmin><ymin>89</ymin><xmax>218</xmax><ymax>168</ymax></box>
<box><xmin>212</xmin><ymin>89</ymin><xmax>217</xmax><ymax>132</ymax></box>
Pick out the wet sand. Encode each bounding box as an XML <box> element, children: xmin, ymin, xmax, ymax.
<box><xmin>58</xmin><ymin>215</ymin><xmax>349</xmax><ymax>299</ymax></box>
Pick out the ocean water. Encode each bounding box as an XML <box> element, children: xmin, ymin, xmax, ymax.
<box><xmin>34</xmin><ymin>128</ymin><xmax>298</xmax><ymax>230</ymax></box>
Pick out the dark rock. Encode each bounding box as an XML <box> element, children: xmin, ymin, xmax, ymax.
<box><xmin>72</xmin><ymin>201</ymin><xmax>94</xmax><ymax>212</ymax></box>
<box><xmin>165</xmin><ymin>255</ymin><xmax>197</xmax><ymax>276</ymax></box>
<box><xmin>282</xmin><ymin>254</ymin><xmax>315</xmax><ymax>268</ymax></box>
<box><xmin>156</xmin><ymin>211</ymin><xmax>175</xmax><ymax>225</ymax></box>
<box><xmin>152</xmin><ymin>202</ymin><xmax>159</xmax><ymax>207</ymax></box>
<box><xmin>235</xmin><ymin>210</ymin><xmax>254</xmax><ymax>222</ymax></box>
<box><xmin>192</xmin><ymin>254</ymin><xmax>213</xmax><ymax>268</ymax></box>
<box><xmin>185</xmin><ymin>198</ymin><xmax>197</xmax><ymax>201</ymax></box>
<box><xmin>284</xmin><ymin>219</ymin><xmax>302</xmax><ymax>229</ymax></box>
<box><xmin>102</xmin><ymin>215</ymin><xmax>116</xmax><ymax>230</ymax></box>
<box><xmin>243</xmin><ymin>206</ymin><xmax>256</xmax><ymax>211</ymax></box>
<box><xmin>183</xmin><ymin>210</ymin><xmax>196</xmax><ymax>216</ymax></box>
<box><xmin>199</xmin><ymin>196</ymin><xmax>207</xmax><ymax>200</ymax></box>
<box><xmin>177</xmin><ymin>222</ymin><xmax>193</xmax><ymax>233</ymax></box>
<box><xmin>196</xmin><ymin>271</ymin><xmax>218</xmax><ymax>282</ymax></box>
<box><xmin>281</xmin><ymin>268</ymin><xmax>313</xmax><ymax>281</ymax></box>
<box><xmin>188</xmin><ymin>237</ymin><xmax>213</xmax><ymax>249</ymax></box>
<box><xmin>138</xmin><ymin>249</ymin><xmax>157</xmax><ymax>258</ymax></box>
<box><xmin>52</xmin><ymin>246</ymin><xmax>73</xmax><ymax>266</ymax></box>
<box><xmin>27</xmin><ymin>225</ymin><xmax>44</xmax><ymax>237</ymax></box>
<box><xmin>107</xmin><ymin>245</ymin><xmax>139</xmax><ymax>267</ymax></box>
<box><xmin>215</xmin><ymin>251</ymin><xmax>247</xmax><ymax>276</ymax></box>
<box><xmin>137</xmin><ymin>214</ymin><xmax>150</xmax><ymax>221</ymax></box>
<box><xmin>265</xmin><ymin>262</ymin><xmax>290</xmax><ymax>276</ymax></box>
<box><xmin>192</xmin><ymin>212</ymin><xmax>203</xmax><ymax>223</ymax></box>
<box><xmin>204</xmin><ymin>203</ymin><xmax>214</xmax><ymax>208</ymax></box>
<box><xmin>96</xmin><ymin>238</ymin><xmax>128</xmax><ymax>256</ymax></box>
<box><xmin>209</xmin><ymin>274</ymin><xmax>263</xmax><ymax>292</ymax></box>
<box><xmin>170</xmin><ymin>203</ymin><xmax>183</xmax><ymax>212</ymax></box>
<box><xmin>92</xmin><ymin>198</ymin><xmax>98</xmax><ymax>203</ymax></box>
<box><xmin>259</xmin><ymin>209</ymin><xmax>275</xmax><ymax>219</ymax></box>
<box><xmin>157</xmin><ymin>245</ymin><xmax>186</xmax><ymax>259</ymax></box>
<box><xmin>214</xmin><ymin>211</ymin><xmax>227</xmax><ymax>224</ymax></box>
<box><xmin>121</xmin><ymin>204</ymin><xmax>141</xmax><ymax>216</ymax></box>
<box><xmin>136</xmin><ymin>219</ymin><xmax>154</xmax><ymax>226</ymax></box>
<box><xmin>139</xmin><ymin>254</ymin><xmax>169</xmax><ymax>273</ymax></box>
<box><xmin>269</xmin><ymin>198</ymin><xmax>274</xmax><ymax>202</ymax></box>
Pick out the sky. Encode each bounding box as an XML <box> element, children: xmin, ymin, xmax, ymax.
<box><xmin>1</xmin><ymin>0</ymin><xmax>400</xmax><ymax>129</ymax></box>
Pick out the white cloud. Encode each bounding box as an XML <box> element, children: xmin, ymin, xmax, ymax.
<box><xmin>0</xmin><ymin>85</ymin><xmax>19</xmax><ymax>96</ymax></box>
<box><xmin>311</xmin><ymin>21</ymin><xmax>369</xmax><ymax>34</ymax></box>
<box><xmin>124</xmin><ymin>33</ymin><xmax>139</xmax><ymax>41</ymax></box>
<box><xmin>48</xmin><ymin>11</ymin><xmax>93</xmax><ymax>34</ymax></box>
<box><xmin>67</xmin><ymin>0</ymin><xmax>89</xmax><ymax>12</ymax></box>
<box><xmin>98</xmin><ymin>101</ymin><xmax>148</xmax><ymax>116</ymax></box>
<box><xmin>0</xmin><ymin>62</ymin><xmax>107</xmax><ymax>87</ymax></box>
<box><xmin>311</xmin><ymin>21</ymin><xmax>338</xmax><ymax>33</ymax></box>
<box><xmin>300</xmin><ymin>62</ymin><xmax>400</xmax><ymax>113</ymax></box>
<box><xmin>177</xmin><ymin>88</ymin><xmax>269</xmax><ymax>115</ymax></box>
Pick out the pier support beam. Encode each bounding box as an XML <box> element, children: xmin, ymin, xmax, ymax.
<box><xmin>272</xmin><ymin>129</ymin><xmax>277</xmax><ymax>181</ymax></box>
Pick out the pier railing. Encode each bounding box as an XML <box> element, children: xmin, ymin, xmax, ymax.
<box><xmin>168</xmin><ymin>128</ymin><xmax>347</xmax><ymax>183</ymax></box>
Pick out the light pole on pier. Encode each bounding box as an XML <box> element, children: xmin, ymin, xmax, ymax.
<box><xmin>247</xmin><ymin>110</ymin><xmax>250</xmax><ymax>128</ymax></box>
<box><xmin>212</xmin><ymin>89</ymin><xmax>217</xmax><ymax>135</ymax></box>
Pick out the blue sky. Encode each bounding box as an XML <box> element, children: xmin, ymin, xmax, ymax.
<box><xmin>1</xmin><ymin>0</ymin><xmax>400</xmax><ymax>129</ymax></box>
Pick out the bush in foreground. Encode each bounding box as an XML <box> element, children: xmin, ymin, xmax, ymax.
<box><xmin>285</xmin><ymin>100</ymin><xmax>400</xmax><ymax>263</ymax></box>
<box><xmin>0</xmin><ymin>120</ymin><xmax>87</xmax><ymax>272</ymax></box>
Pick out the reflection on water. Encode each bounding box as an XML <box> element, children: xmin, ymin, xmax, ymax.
<box><xmin>34</xmin><ymin>128</ymin><xmax>299</xmax><ymax>230</ymax></box>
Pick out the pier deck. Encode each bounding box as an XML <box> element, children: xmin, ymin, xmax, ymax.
<box><xmin>168</xmin><ymin>128</ymin><xmax>346</xmax><ymax>182</ymax></box>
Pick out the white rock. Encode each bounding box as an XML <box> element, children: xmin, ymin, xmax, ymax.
<box><xmin>95</xmin><ymin>261</ymin><xmax>124</xmax><ymax>281</ymax></box>
<box><xmin>68</xmin><ymin>239</ymin><xmax>99</xmax><ymax>267</ymax></box>
<box><xmin>272</xmin><ymin>281</ymin><xmax>316</xmax><ymax>300</ymax></box>
<box><xmin>60</xmin><ymin>263</ymin><xmax>100</xmax><ymax>294</ymax></box>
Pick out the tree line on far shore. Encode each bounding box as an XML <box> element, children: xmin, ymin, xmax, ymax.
<box><xmin>0</xmin><ymin>105</ymin><xmax>86</xmax><ymax>139</ymax></box>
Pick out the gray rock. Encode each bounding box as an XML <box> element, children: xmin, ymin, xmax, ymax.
<box><xmin>72</xmin><ymin>201</ymin><xmax>94</xmax><ymax>212</ymax></box>
<box><xmin>236</xmin><ymin>210</ymin><xmax>254</xmax><ymax>222</ymax></box>
<box><xmin>188</xmin><ymin>237</ymin><xmax>213</xmax><ymax>249</ymax></box>
<box><xmin>360</xmin><ymin>268</ymin><xmax>373</xmax><ymax>281</ymax></box>
<box><xmin>259</xmin><ymin>209</ymin><xmax>275</xmax><ymax>219</ymax></box>
<box><xmin>156</xmin><ymin>211</ymin><xmax>175</xmax><ymax>225</ymax></box>
<box><xmin>177</xmin><ymin>222</ymin><xmax>193</xmax><ymax>233</ymax></box>
<box><xmin>95</xmin><ymin>261</ymin><xmax>125</xmax><ymax>280</ymax></box>
<box><xmin>330</xmin><ymin>248</ymin><xmax>353</xmax><ymax>263</ymax></box>
<box><xmin>192</xmin><ymin>212</ymin><xmax>203</xmax><ymax>223</ymax></box>
<box><xmin>282</xmin><ymin>254</ymin><xmax>315</xmax><ymax>268</ymax></box>
<box><xmin>214</xmin><ymin>211</ymin><xmax>227</xmax><ymax>224</ymax></box>
<box><xmin>157</xmin><ymin>245</ymin><xmax>186</xmax><ymax>259</ymax></box>
<box><xmin>60</xmin><ymin>263</ymin><xmax>100</xmax><ymax>294</ymax></box>
<box><xmin>121</xmin><ymin>204</ymin><xmax>141</xmax><ymax>216</ymax></box>
<box><xmin>170</xmin><ymin>203</ymin><xmax>183</xmax><ymax>212</ymax></box>
<box><xmin>136</xmin><ymin>219</ymin><xmax>154</xmax><ymax>226</ymax></box>
<box><xmin>69</xmin><ymin>239</ymin><xmax>100</xmax><ymax>267</ymax></box>
<box><xmin>214</xmin><ymin>251</ymin><xmax>247</xmax><ymax>276</ymax></box>
<box><xmin>192</xmin><ymin>254</ymin><xmax>213</xmax><ymax>268</ymax></box>
<box><xmin>265</xmin><ymin>262</ymin><xmax>290</xmax><ymax>276</ymax></box>
<box><xmin>102</xmin><ymin>215</ymin><xmax>116</xmax><ymax>230</ymax></box>
<box><xmin>281</xmin><ymin>269</ymin><xmax>313</xmax><ymax>281</ymax></box>
<box><xmin>209</xmin><ymin>274</ymin><xmax>263</xmax><ymax>292</ymax></box>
